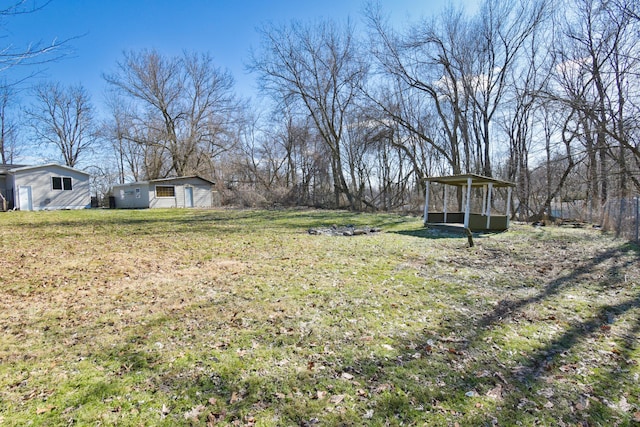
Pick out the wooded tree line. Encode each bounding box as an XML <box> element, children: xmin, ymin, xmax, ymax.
<box><xmin>3</xmin><ymin>0</ymin><xmax>640</xmax><ymax>226</ymax></box>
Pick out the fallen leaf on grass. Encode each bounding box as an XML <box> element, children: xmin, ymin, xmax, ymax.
<box><xmin>633</xmin><ymin>411</ymin><xmax>640</xmax><ymax>422</ymax></box>
<box><xmin>316</xmin><ymin>390</ymin><xmax>327</xmax><ymax>400</ymax></box>
<box><xmin>374</xmin><ymin>383</ymin><xmax>394</xmax><ymax>393</ymax></box>
<box><xmin>494</xmin><ymin>371</ymin><xmax>509</xmax><ymax>384</ymax></box>
<box><xmin>36</xmin><ymin>405</ymin><xmax>55</xmax><ymax>415</ymax></box>
<box><xmin>341</xmin><ymin>372</ymin><xmax>354</xmax><ymax>380</ymax></box>
<box><xmin>230</xmin><ymin>391</ymin><xmax>244</xmax><ymax>404</ymax></box>
<box><xmin>574</xmin><ymin>396</ymin><xmax>589</xmax><ymax>411</ymax></box>
<box><xmin>161</xmin><ymin>404</ymin><xmax>170</xmax><ymax>418</ymax></box>
<box><xmin>207</xmin><ymin>411</ymin><xmax>227</xmax><ymax>426</ymax></box>
<box><xmin>184</xmin><ymin>405</ymin><xmax>206</xmax><ymax>420</ymax></box>
<box><xmin>475</xmin><ymin>370</ymin><xmax>491</xmax><ymax>378</ymax></box>
<box><xmin>330</xmin><ymin>394</ymin><xmax>345</xmax><ymax>404</ymax></box>
<box><xmin>486</xmin><ymin>385</ymin><xmax>502</xmax><ymax>400</ymax></box>
<box><xmin>614</xmin><ymin>396</ymin><xmax>632</xmax><ymax>412</ymax></box>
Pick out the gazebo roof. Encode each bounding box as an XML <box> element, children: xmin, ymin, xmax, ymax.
<box><xmin>424</xmin><ymin>173</ymin><xmax>515</xmax><ymax>188</ymax></box>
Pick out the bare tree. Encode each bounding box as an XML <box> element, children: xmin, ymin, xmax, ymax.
<box><xmin>463</xmin><ymin>0</ymin><xmax>549</xmax><ymax>176</ymax></box>
<box><xmin>549</xmin><ymin>0</ymin><xmax>640</xmax><ymax>227</ymax></box>
<box><xmin>365</xmin><ymin>5</ymin><xmax>468</xmax><ymax>177</ymax></box>
<box><xmin>0</xmin><ymin>83</ymin><xmax>19</xmax><ymax>163</ymax></box>
<box><xmin>104</xmin><ymin>50</ymin><xmax>240</xmax><ymax>180</ymax></box>
<box><xmin>101</xmin><ymin>96</ymin><xmax>145</xmax><ymax>183</ymax></box>
<box><xmin>0</xmin><ymin>1</ymin><xmax>74</xmax><ymax>165</ymax></box>
<box><xmin>498</xmin><ymin>13</ymin><xmax>557</xmax><ymax>220</ymax></box>
<box><xmin>250</xmin><ymin>18</ymin><xmax>369</xmax><ymax>209</ymax></box>
<box><xmin>26</xmin><ymin>82</ymin><xmax>96</xmax><ymax>167</ymax></box>
<box><xmin>0</xmin><ymin>1</ymin><xmax>71</xmax><ymax>72</ymax></box>
<box><xmin>366</xmin><ymin>0</ymin><xmax>549</xmax><ymax>178</ymax></box>
<box><xmin>271</xmin><ymin>108</ymin><xmax>332</xmax><ymax>206</ymax></box>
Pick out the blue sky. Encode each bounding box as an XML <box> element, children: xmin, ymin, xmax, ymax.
<box><xmin>5</xmin><ymin>0</ymin><xmax>476</xmax><ymax>110</ymax></box>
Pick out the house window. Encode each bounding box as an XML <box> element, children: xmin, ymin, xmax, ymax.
<box><xmin>52</xmin><ymin>177</ymin><xmax>73</xmax><ymax>191</ymax></box>
<box><xmin>156</xmin><ymin>185</ymin><xmax>175</xmax><ymax>197</ymax></box>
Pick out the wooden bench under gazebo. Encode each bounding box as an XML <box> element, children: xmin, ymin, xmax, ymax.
<box><xmin>423</xmin><ymin>174</ymin><xmax>515</xmax><ymax>232</ymax></box>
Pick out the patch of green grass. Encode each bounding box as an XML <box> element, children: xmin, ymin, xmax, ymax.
<box><xmin>0</xmin><ymin>209</ymin><xmax>638</xmax><ymax>425</ymax></box>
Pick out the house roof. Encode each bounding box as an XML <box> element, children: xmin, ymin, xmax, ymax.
<box><xmin>0</xmin><ymin>164</ymin><xmax>28</xmax><ymax>174</ymax></box>
<box><xmin>424</xmin><ymin>173</ymin><xmax>515</xmax><ymax>188</ymax></box>
<box><xmin>5</xmin><ymin>163</ymin><xmax>90</xmax><ymax>176</ymax></box>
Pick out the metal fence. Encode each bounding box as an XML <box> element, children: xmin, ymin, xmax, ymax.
<box><xmin>550</xmin><ymin>196</ymin><xmax>640</xmax><ymax>243</ymax></box>
<box><xmin>601</xmin><ymin>196</ymin><xmax>640</xmax><ymax>242</ymax></box>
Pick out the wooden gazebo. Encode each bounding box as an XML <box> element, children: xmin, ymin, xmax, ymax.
<box><xmin>423</xmin><ymin>174</ymin><xmax>515</xmax><ymax>232</ymax></box>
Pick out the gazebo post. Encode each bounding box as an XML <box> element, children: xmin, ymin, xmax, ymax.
<box><xmin>486</xmin><ymin>182</ymin><xmax>493</xmax><ymax>229</ymax></box>
<box><xmin>482</xmin><ymin>185</ymin><xmax>487</xmax><ymax>215</ymax></box>
<box><xmin>423</xmin><ymin>179</ymin><xmax>430</xmax><ymax>225</ymax></box>
<box><xmin>461</xmin><ymin>185</ymin><xmax>466</xmax><ymax>213</ymax></box>
<box><xmin>506</xmin><ymin>187</ymin><xmax>512</xmax><ymax>228</ymax></box>
<box><xmin>464</xmin><ymin>177</ymin><xmax>472</xmax><ymax>228</ymax></box>
<box><xmin>443</xmin><ymin>184</ymin><xmax>448</xmax><ymax>223</ymax></box>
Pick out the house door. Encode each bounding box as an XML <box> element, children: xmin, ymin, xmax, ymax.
<box><xmin>18</xmin><ymin>186</ymin><xmax>32</xmax><ymax>211</ymax></box>
<box><xmin>185</xmin><ymin>187</ymin><xmax>194</xmax><ymax>208</ymax></box>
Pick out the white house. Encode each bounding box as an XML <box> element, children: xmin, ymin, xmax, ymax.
<box><xmin>0</xmin><ymin>163</ymin><xmax>91</xmax><ymax>211</ymax></box>
<box><xmin>111</xmin><ymin>176</ymin><xmax>215</xmax><ymax>209</ymax></box>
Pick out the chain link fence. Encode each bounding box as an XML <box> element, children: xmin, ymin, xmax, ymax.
<box><xmin>550</xmin><ymin>196</ymin><xmax>640</xmax><ymax>243</ymax></box>
<box><xmin>601</xmin><ymin>196</ymin><xmax>640</xmax><ymax>242</ymax></box>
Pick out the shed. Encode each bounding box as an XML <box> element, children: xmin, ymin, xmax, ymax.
<box><xmin>0</xmin><ymin>163</ymin><xmax>91</xmax><ymax>211</ymax></box>
<box><xmin>111</xmin><ymin>176</ymin><xmax>215</xmax><ymax>209</ymax></box>
<box><xmin>423</xmin><ymin>174</ymin><xmax>515</xmax><ymax>232</ymax></box>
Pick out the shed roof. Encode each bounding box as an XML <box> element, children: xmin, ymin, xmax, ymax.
<box><xmin>425</xmin><ymin>173</ymin><xmax>515</xmax><ymax>188</ymax></box>
<box><xmin>150</xmin><ymin>175</ymin><xmax>215</xmax><ymax>185</ymax></box>
<box><xmin>113</xmin><ymin>175</ymin><xmax>216</xmax><ymax>187</ymax></box>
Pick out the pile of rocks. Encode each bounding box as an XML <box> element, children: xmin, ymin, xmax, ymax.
<box><xmin>307</xmin><ymin>225</ymin><xmax>382</xmax><ymax>237</ymax></box>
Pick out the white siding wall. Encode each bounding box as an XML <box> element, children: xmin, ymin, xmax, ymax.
<box><xmin>192</xmin><ymin>184</ymin><xmax>213</xmax><ymax>207</ymax></box>
<box><xmin>113</xmin><ymin>183</ymin><xmax>151</xmax><ymax>208</ymax></box>
<box><xmin>149</xmin><ymin>178</ymin><xmax>212</xmax><ymax>208</ymax></box>
<box><xmin>13</xmin><ymin>166</ymin><xmax>90</xmax><ymax>211</ymax></box>
<box><xmin>112</xmin><ymin>177</ymin><xmax>213</xmax><ymax>209</ymax></box>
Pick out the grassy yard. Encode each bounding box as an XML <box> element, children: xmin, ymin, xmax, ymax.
<box><xmin>0</xmin><ymin>208</ymin><xmax>638</xmax><ymax>426</ymax></box>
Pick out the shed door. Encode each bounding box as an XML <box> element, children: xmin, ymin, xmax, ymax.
<box><xmin>19</xmin><ymin>186</ymin><xmax>32</xmax><ymax>211</ymax></box>
<box><xmin>185</xmin><ymin>187</ymin><xmax>194</xmax><ymax>208</ymax></box>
